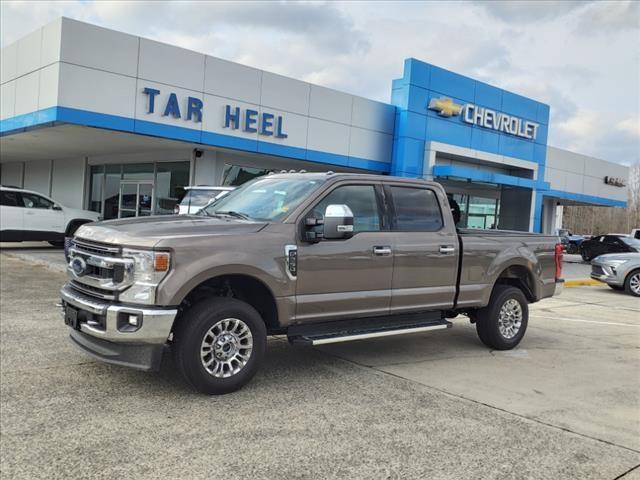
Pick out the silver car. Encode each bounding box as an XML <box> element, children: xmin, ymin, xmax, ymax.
<box><xmin>591</xmin><ymin>253</ymin><xmax>640</xmax><ymax>297</ymax></box>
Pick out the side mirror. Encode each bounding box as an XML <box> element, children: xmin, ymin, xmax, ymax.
<box><xmin>52</xmin><ymin>204</ymin><xmax>62</xmax><ymax>211</ymax></box>
<box><xmin>323</xmin><ymin>204</ymin><xmax>354</xmax><ymax>240</ymax></box>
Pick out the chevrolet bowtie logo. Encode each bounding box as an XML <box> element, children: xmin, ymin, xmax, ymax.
<box><xmin>428</xmin><ymin>97</ymin><xmax>463</xmax><ymax>117</ymax></box>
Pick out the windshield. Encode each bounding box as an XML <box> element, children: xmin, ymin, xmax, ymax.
<box><xmin>620</xmin><ymin>236</ymin><xmax>640</xmax><ymax>247</ymax></box>
<box><xmin>201</xmin><ymin>176</ymin><xmax>325</xmax><ymax>221</ymax></box>
<box><xmin>181</xmin><ymin>189</ymin><xmax>227</xmax><ymax>207</ymax></box>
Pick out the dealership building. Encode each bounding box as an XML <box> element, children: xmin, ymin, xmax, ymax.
<box><xmin>0</xmin><ymin>18</ymin><xmax>629</xmax><ymax>232</ymax></box>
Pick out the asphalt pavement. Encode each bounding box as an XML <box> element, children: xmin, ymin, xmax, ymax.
<box><xmin>0</xmin><ymin>250</ymin><xmax>638</xmax><ymax>479</ymax></box>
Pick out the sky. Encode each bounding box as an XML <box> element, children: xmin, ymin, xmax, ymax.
<box><xmin>1</xmin><ymin>0</ymin><xmax>639</xmax><ymax>166</ymax></box>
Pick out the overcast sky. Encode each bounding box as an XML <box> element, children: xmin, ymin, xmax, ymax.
<box><xmin>1</xmin><ymin>0</ymin><xmax>639</xmax><ymax>166</ymax></box>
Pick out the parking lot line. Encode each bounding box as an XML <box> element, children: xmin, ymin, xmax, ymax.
<box><xmin>531</xmin><ymin>314</ymin><xmax>640</xmax><ymax>328</ymax></box>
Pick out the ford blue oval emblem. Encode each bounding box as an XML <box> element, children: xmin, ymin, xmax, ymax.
<box><xmin>71</xmin><ymin>257</ymin><xmax>87</xmax><ymax>277</ymax></box>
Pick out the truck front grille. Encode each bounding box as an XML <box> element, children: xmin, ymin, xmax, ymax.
<box><xmin>67</xmin><ymin>239</ymin><xmax>132</xmax><ymax>301</ymax></box>
<box><xmin>69</xmin><ymin>280</ymin><xmax>116</xmax><ymax>301</ymax></box>
<box><xmin>72</xmin><ymin>239</ymin><xmax>121</xmax><ymax>257</ymax></box>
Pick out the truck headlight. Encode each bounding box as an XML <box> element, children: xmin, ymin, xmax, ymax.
<box><xmin>119</xmin><ymin>249</ymin><xmax>171</xmax><ymax>304</ymax></box>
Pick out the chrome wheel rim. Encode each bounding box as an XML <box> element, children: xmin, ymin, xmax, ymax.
<box><xmin>498</xmin><ymin>299</ymin><xmax>523</xmax><ymax>339</ymax></box>
<box><xmin>200</xmin><ymin>318</ymin><xmax>253</xmax><ymax>378</ymax></box>
<box><xmin>630</xmin><ymin>273</ymin><xmax>640</xmax><ymax>295</ymax></box>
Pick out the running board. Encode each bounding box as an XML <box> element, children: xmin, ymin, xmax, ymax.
<box><xmin>288</xmin><ymin>313</ymin><xmax>452</xmax><ymax>346</ymax></box>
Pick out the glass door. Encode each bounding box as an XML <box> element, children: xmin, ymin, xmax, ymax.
<box><xmin>118</xmin><ymin>181</ymin><xmax>154</xmax><ymax>218</ymax></box>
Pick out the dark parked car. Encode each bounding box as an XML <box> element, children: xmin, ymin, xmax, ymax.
<box><xmin>556</xmin><ymin>229</ymin><xmax>584</xmax><ymax>254</ymax></box>
<box><xmin>580</xmin><ymin>234</ymin><xmax>640</xmax><ymax>261</ymax></box>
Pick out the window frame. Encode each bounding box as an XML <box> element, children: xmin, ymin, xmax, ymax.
<box><xmin>384</xmin><ymin>184</ymin><xmax>445</xmax><ymax>233</ymax></box>
<box><xmin>300</xmin><ymin>182</ymin><xmax>389</xmax><ymax>240</ymax></box>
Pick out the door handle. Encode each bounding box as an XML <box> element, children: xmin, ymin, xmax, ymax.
<box><xmin>373</xmin><ymin>246</ymin><xmax>392</xmax><ymax>256</ymax></box>
<box><xmin>439</xmin><ymin>246</ymin><xmax>455</xmax><ymax>254</ymax></box>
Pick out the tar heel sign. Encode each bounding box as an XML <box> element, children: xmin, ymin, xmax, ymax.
<box><xmin>428</xmin><ymin>96</ymin><xmax>540</xmax><ymax>140</ymax></box>
<box><xmin>141</xmin><ymin>87</ymin><xmax>287</xmax><ymax>139</ymax></box>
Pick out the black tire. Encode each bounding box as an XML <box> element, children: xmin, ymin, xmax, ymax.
<box><xmin>624</xmin><ymin>269</ymin><xmax>640</xmax><ymax>297</ymax></box>
<box><xmin>607</xmin><ymin>284</ymin><xmax>625</xmax><ymax>291</ymax></box>
<box><xmin>48</xmin><ymin>241</ymin><xmax>64</xmax><ymax>248</ymax></box>
<box><xmin>566</xmin><ymin>244</ymin><xmax>578</xmax><ymax>255</ymax></box>
<box><xmin>172</xmin><ymin>297</ymin><xmax>266</xmax><ymax>394</ymax></box>
<box><xmin>580</xmin><ymin>248</ymin><xmax>591</xmax><ymax>262</ymax></box>
<box><xmin>475</xmin><ymin>285</ymin><xmax>529</xmax><ymax>350</ymax></box>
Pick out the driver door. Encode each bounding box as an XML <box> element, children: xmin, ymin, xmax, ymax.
<box><xmin>295</xmin><ymin>182</ymin><xmax>394</xmax><ymax>323</ymax></box>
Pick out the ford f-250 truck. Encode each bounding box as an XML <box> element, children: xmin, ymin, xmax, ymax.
<box><xmin>60</xmin><ymin>173</ymin><xmax>564</xmax><ymax>394</ymax></box>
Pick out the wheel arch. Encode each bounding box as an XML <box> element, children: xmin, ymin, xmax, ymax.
<box><xmin>492</xmin><ymin>264</ymin><xmax>537</xmax><ymax>303</ymax></box>
<box><xmin>174</xmin><ymin>273</ymin><xmax>281</xmax><ymax>334</ymax></box>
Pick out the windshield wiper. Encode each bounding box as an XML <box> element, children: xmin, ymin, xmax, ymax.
<box><xmin>215</xmin><ymin>210</ymin><xmax>251</xmax><ymax>220</ymax></box>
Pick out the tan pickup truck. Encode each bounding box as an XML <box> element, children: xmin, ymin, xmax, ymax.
<box><xmin>61</xmin><ymin>173</ymin><xmax>564</xmax><ymax>394</ymax></box>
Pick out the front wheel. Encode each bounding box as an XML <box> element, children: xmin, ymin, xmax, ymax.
<box><xmin>475</xmin><ymin>285</ymin><xmax>529</xmax><ymax>350</ymax></box>
<box><xmin>625</xmin><ymin>270</ymin><xmax>640</xmax><ymax>297</ymax></box>
<box><xmin>172</xmin><ymin>298</ymin><xmax>267</xmax><ymax>394</ymax></box>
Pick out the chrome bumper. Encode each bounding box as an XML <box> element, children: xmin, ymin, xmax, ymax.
<box><xmin>553</xmin><ymin>279</ymin><xmax>564</xmax><ymax>296</ymax></box>
<box><xmin>60</xmin><ymin>283</ymin><xmax>177</xmax><ymax>344</ymax></box>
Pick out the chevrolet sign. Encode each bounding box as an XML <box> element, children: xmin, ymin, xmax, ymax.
<box><xmin>428</xmin><ymin>96</ymin><xmax>540</xmax><ymax>140</ymax></box>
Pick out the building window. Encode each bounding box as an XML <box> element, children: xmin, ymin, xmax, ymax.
<box><xmin>156</xmin><ymin>162</ymin><xmax>190</xmax><ymax>214</ymax></box>
<box><xmin>222</xmin><ymin>164</ymin><xmax>270</xmax><ymax>186</ymax></box>
<box><xmin>88</xmin><ymin>161</ymin><xmax>189</xmax><ymax>219</ymax></box>
<box><xmin>89</xmin><ymin>165</ymin><xmax>104</xmax><ymax>214</ymax></box>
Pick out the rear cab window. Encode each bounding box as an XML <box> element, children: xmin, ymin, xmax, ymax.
<box><xmin>389</xmin><ymin>186</ymin><xmax>443</xmax><ymax>231</ymax></box>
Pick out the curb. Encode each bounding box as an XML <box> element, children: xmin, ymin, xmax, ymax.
<box><xmin>564</xmin><ymin>279</ymin><xmax>603</xmax><ymax>287</ymax></box>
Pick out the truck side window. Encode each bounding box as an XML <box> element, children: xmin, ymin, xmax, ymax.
<box><xmin>313</xmin><ymin>185</ymin><xmax>381</xmax><ymax>232</ymax></box>
<box><xmin>391</xmin><ymin>186</ymin><xmax>443</xmax><ymax>232</ymax></box>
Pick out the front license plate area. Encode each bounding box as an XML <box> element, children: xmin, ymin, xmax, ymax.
<box><xmin>64</xmin><ymin>305</ymin><xmax>80</xmax><ymax>330</ymax></box>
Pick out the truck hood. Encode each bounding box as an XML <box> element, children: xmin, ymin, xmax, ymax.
<box><xmin>74</xmin><ymin>215</ymin><xmax>267</xmax><ymax>248</ymax></box>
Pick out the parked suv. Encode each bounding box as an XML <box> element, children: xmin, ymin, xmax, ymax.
<box><xmin>591</xmin><ymin>253</ymin><xmax>640</xmax><ymax>296</ymax></box>
<box><xmin>0</xmin><ymin>186</ymin><xmax>100</xmax><ymax>245</ymax></box>
<box><xmin>61</xmin><ymin>173</ymin><xmax>563</xmax><ymax>394</ymax></box>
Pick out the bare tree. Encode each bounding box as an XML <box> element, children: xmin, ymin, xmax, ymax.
<box><xmin>562</xmin><ymin>162</ymin><xmax>639</xmax><ymax>235</ymax></box>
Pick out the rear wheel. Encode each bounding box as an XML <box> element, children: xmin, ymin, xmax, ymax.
<box><xmin>475</xmin><ymin>285</ymin><xmax>528</xmax><ymax>350</ymax></box>
<box><xmin>625</xmin><ymin>270</ymin><xmax>640</xmax><ymax>297</ymax></box>
<box><xmin>172</xmin><ymin>297</ymin><xmax>266</xmax><ymax>394</ymax></box>
<box><xmin>580</xmin><ymin>248</ymin><xmax>592</xmax><ymax>262</ymax></box>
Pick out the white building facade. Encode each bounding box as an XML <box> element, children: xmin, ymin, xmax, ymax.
<box><xmin>0</xmin><ymin>18</ymin><xmax>629</xmax><ymax>230</ymax></box>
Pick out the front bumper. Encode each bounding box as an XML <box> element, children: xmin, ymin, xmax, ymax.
<box><xmin>590</xmin><ymin>263</ymin><xmax>623</xmax><ymax>286</ymax></box>
<box><xmin>60</xmin><ymin>283</ymin><xmax>178</xmax><ymax>370</ymax></box>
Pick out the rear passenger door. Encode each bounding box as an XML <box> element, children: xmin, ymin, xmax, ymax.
<box><xmin>386</xmin><ymin>184</ymin><xmax>459</xmax><ymax>313</ymax></box>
